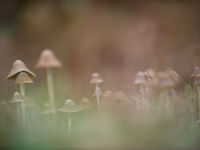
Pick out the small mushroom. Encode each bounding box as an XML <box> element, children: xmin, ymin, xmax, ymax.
<box><xmin>134</xmin><ymin>71</ymin><xmax>152</xmax><ymax>85</ymax></box>
<box><xmin>35</xmin><ymin>49</ymin><xmax>62</xmax><ymax>68</ymax></box>
<box><xmin>158</xmin><ymin>72</ymin><xmax>175</xmax><ymax>88</ymax></box>
<box><xmin>80</xmin><ymin>98</ymin><xmax>92</xmax><ymax>110</ymax></box>
<box><xmin>90</xmin><ymin>73</ymin><xmax>103</xmax><ymax>111</ymax></box>
<box><xmin>10</xmin><ymin>92</ymin><xmax>24</xmax><ymax>124</ymax></box>
<box><xmin>7</xmin><ymin>60</ymin><xmax>35</xmax><ymax>126</ymax></box>
<box><xmin>35</xmin><ymin>49</ymin><xmax>62</xmax><ymax>120</ymax></box>
<box><xmin>167</xmin><ymin>68</ymin><xmax>180</xmax><ymax>86</ymax></box>
<box><xmin>191</xmin><ymin>66</ymin><xmax>200</xmax><ymax>78</ymax></box>
<box><xmin>7</xmin><ymin>60</ymin><xmax>35</xmax><ymax>80</ymax></box>
<box><xmin>134</xmin><ymin>71</ymin><xmax>152</xmax><ymax>112</ymax></box>
<box><xmin>58</xmin><ymin>99</ymin><xmax>82</xmax><ymax>133</ymax></box>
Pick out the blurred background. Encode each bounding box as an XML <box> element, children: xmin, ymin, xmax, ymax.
<box><xmin>1</xmin><ymin>0</ymin><xmax>200</xmax><ymax>99</ymax></box>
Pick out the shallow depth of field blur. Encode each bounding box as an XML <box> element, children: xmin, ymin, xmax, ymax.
<box><xmin>1</xmin><ymin>0</ymin><xmax>200</xmax><ymax>149</ymax></box>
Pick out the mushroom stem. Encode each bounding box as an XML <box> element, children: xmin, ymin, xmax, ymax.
<box><xmin>16</xmin><ymin>104</ymin><xmax>21</xmax><ymax>124</ymax></box>
<box><xmin>67</xmin><ymin>115</ymin><xmax>72</xmax><ymax>134</ymax></box>
<box><xmin>20</xmin><ymin>84</ymin><xmax>26</xmax><ymax>126</ymax></box>
<box><xmin>95</xmin><ymin>84</ymin><xmax>101</xmax><ymax>111</ymax></box>
<box><xmin>184</xmin><ymin>84</ymin><xmax>191</xmax><ymax>120</ymax></box>
<box><xmin>197</xmin><ymin>85</ymin><xmax>200</xmax><ymax>121</ymax></box>
<box><xmin>46</xmin><ymin>68</ymin><xmax>56</xmax><ymax>120</ymax></box>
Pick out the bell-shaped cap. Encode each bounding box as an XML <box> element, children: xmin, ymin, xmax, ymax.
<box><xmin>10</xmin><ymin>92</ymin><xmax>24</xmax><ymax>104</ymax></box>
<box><xmin>35</xmin><ymin>49</ymin><xmax>62</xmax><ymax>68</ymax></box>
<box><xmin>90</xmin><ymin>73</ymin><xmax>103</xmax><ymax>84</ymax></box>
<box><xmin>7</xmin><ymin>60</ymin><xmax>35</xmax><ymax>80</ymax></box>
<box><xmin>134</xmin><ymin>71</ymin><xmax>152</xmax><ymax>85</ymax></box>
<box><xmin>15</xmin><ymin>72</ymin><xmax>33</xmax><ymax>84</ymax></box>
<box><xmin>58</xmin><ymin>99</ymin><xmax>82</xmax><ymax>113</ymax></box>
<box><xmin>80</xmin><ymin>98</ymin><xmax>92</xmax><ymax>110</ymax></box>
<box><xmin>158</xmin><ymin>72</ymin><xmax>174</xmax><ymax>88</ymax></box>
<box><xmin>167</xmin><ymin>68</ymin><xmax>180</xmax><ymax>85</ymax></box>
<box><xmin>191</xmin><ymin>66</ymin><xmax>200</xmax><ymax>78</ymax></box>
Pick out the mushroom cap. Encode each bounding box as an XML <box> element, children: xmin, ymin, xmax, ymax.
<box><xmin>10</xmin><ymin>92</ymin><xmax>24</xmax><ymax>104</ymax></box>
<box><xmin>167</xmin><ymin>68</ymin><xmax>180</xmax><ymax>85</ymax></box>
<box><xmin>134</xmin><ymin>71</ymin><xmax>152</xmax><ymax>85</ymax></box>
<box><xmin>90</xmin><ymin>73</ymin><xmax>103</xmax><ymax>84</ymax></box>
<box><xmin>194</xmin><ymin>78</ymin><xmax>200</xmax><ymax>86</ymax></box>
<box><xmin>191</xmin><ymin>66</ymin><xmax>200</xmax><ymax>78</ymax></box>
<box><xmin>158</xmin><ymin>72</ymin><xmax>174</xmax><ymax>88</ymax></box>
<box><xmin>7</xmin><ymin>60</ymin><xmax>35</xmax><ymax>80</ymax></box>
<box><xmin>35</xmin><ymin>49</ymin><xmax>62</xmax><ymax>68</ymax></box>
<box><xmin>80</xmin><ymin>98</ymin><xmax>92</xmax><ymax>109</ymax></box>
<box><xmin>15</xmin><ymin>72</ymin><xmax>33</xmax><ymax>84</ymax></box>
<box><xmin>58</xmin><ymin>99</ymin><xmax>82</xmax><ymax>113</ymax></box>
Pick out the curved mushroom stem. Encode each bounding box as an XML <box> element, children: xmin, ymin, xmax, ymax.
<box><xmin>20</xmin><ymin>84</ymin><xmax>26</xmax><ymax>126</ymax></box>
<box><xmin>67</xmin><ymin>114</ymin><xmax>72</xmax><ymax>134</ymax></box>
<box><xmin>95</xmin><ymin>84</ymin><xmax>101</xmax><ymax>111</ymax></box>
<box><xmin>46</xmin><ymin>68</ymin><xmax>56</xmax><ymax>121</ymax></box>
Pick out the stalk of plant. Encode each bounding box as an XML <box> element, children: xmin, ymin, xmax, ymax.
<box><xmin>190</xmin><ymin>66</ymin><xmax>200</xmax><ymax>125</ymax></box>
<box><xmin>90</xmin><ymin>73</ymin><xmax>103</xmax><ymax>111</ymax></box>
<box><xmin>184</xmin><ymin>84</ymin><xmax>191</xmax><ymax>120</ymax></box>
<box><xmin>7</xmin><ymin>60</ymin><xmax>35</xmax><ymax>126</ymax></box>
<box><xmin>58</xmin><ymin>99</ymin><xmax>82</xmax><ymax>134</ymax></box>
<box><xmin>36</xmin><ymin>49</ymin><xmax>62</xmax><ymax>122</ymax></box>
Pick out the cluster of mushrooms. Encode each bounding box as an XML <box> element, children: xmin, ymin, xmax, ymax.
<box><xmin>3</xmin><ymin>49</ymin><xmax>200</xmax><ymax>131</ymax></box>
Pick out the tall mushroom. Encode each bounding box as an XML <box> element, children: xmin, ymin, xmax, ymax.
<box><xmin>7</xmin><ymin>60</ymin><xmax>35</xmax><ymax>126</ymax></box>
<box><xmin>90</xmin><ymin>73</ymin><xmax>103</xmax><ymax>111</ymax></box>
<box><xmin>35</xmin><ymin>49</ymin><xmax>62</xmax><ymax>120</ymax></box>
<box><xmin>58</xmin><ymin>99</ymin><xmax>82</xmax><ymax>134</ymax></box>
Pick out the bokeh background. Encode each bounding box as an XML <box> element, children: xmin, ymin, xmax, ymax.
<box><xmin>1</xmin><ymin>0</ymin><xmax>200</xmax><ymax>100</ymax></box>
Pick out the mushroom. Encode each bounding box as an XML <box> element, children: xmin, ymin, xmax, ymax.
<box><xmin>7</xmin><ymin>60</ymin><xmax>35</xmax><ymax>126</ymax></box>
<box><xmin>58</xmin><ymin>99</ymin><xmax>82</xmax><ymax>133</ymax></box>
<box><xmin>35</xmin><ymin>49</ymin><xmax>62</xmax><ymax>120</ymax></box>
<box><xmin>90</xmin><ymin>73</ymin><xmax>103</xmax><ymax>111</ymax></box>
<box><xmin>134</xmin><ymin>71</ymin><xmax>152</xmax><ymax>112</ymax></box>
<box><xmin>10</xmin><ymin>92</ymin><xmax>24</xmax><ymax>124</ymax></box>
<box><xmin>80</xmin><ymin>98</ymin><xmax>92</xmax><ymax>110</ymax></box>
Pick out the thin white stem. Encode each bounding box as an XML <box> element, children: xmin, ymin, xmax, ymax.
<box><xmin>47</xmin><ymin>68</ymin><xmax>56</xmax><ymax>120</ymax></box>
<box><xmin>95</xmin><ymin>84</ymin><xmax>101</xmax><ymax>111</ymax></box>
<box><xmin>16</xmin><ymin>104</ymin><xmax>21</xmax><ymax>124</ymax></box>
<box><xmin>67</xmin><ymin>115</ymin><xmax>72</xmax><ymax>134</ymax></box>
<box><xmin>20</xmin><ymin>84</ymin><xmax>26</xmax><ymax>126</ymax></box>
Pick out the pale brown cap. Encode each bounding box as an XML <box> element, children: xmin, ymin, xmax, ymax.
<box><xmin>15</xmin><ymin>72</ymin><xmax>33</xmax><ymax>84</ymax></box>
<box><xmin>58</xmin><ymin>99</ymin><xmax>82</xmax><ymax>113</ymax></box>
<box><xmin>10</xmin><ymin>92</ymin><xmax>24</xmax><ymax>104</ymax></box>
<box><xmin>191</xmin><ymin>66</ymin><xmax>200</xmax><ymax>78</ymax></box>
<box><xmin>80</xmin><ymin>98</ymin><xmax>92</xmax><ymax>110</ymax></box>
<box><xmin>35</xmin><ymin>49</ymin><xmax>62</xmax><ymax>68</ymax></box>
<box><xmin>7</xmin><ymin>60</ymin><xmax>35</xmax><ymax>80</ymax></box>
<box><xmin>158</xmin><ymin>72</ymin><xmax>174</xmax><ymax>88</ymax></box>
<box><xmin>134</xmin><ymin>71</ymin><xmax>152</xmax><ymax>85</ymax></box>
<box><xmin>90</xmin><ymin>73</ymin><xmax>103</xmax><ymax>84</ymax></box>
